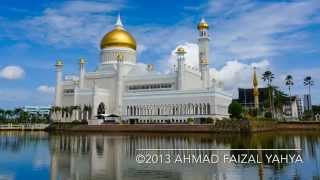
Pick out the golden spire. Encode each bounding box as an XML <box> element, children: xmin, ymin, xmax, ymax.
<box><xmin>253</xmin><ymin>67</ymin><xmax>259</xmax><ymax>108</ymax></box>
<box><xmin>253</xmin><ymin>67</ymin><xmax>258</xmax><ymax>87</ymax></box>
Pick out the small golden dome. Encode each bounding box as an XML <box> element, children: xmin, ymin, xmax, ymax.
<box><xmin>197</xmin><ymin>18</ymin><xmax>209</xmax><ymax>30</ymax></box>
<box><xmin>55</xmin><ymin>59</ymin><xmax>63</xmax><ymax>66</ymax></box>
<box><xmin>100</xmin><ymin>15</ymin><xmax>136</xmax><ymax>50</ymax></box>
<box><xmin>79</xmin><ymin>58</ymin><xmax>85</xmax><ymax>64</ymax></box>
<box><xmin>176</xmin><ymin>47</ymin><xmax>186</xmax><ymax>54</ymax></box>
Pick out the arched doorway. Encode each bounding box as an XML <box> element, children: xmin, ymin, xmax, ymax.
<box><xmin>97</xmin><ymin>103</ymin><xmax>105</xmax><ymax>115</ymax></box>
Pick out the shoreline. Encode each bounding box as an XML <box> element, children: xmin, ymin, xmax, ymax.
<box><xmin>45</xmin><ymin>121</ymin><xmax>320</xmax><ymax>133</ymax></box>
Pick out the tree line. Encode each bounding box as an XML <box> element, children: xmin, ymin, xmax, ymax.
<box><xmin>0</xmin><ymin>108</ymin><xmax>50</xmax><ymax>124</ymax></box>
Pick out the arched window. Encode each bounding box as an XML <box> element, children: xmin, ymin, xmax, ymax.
<box><xmin>127</xmin><ymin>106</ymin><xmax>129</xmax><ymax>116</ymax></box>
<box><xmin>207</xmin><ymin>103</ymin><xmax>211</xmax><ymax>115</ymax></box>
<box><xmin>195</xmin><ymin>104</ymin><xmax>198</xmax><ymax>115</ymax></box>
<box><xmin>97</xmin><ymin>103</ymin><xmax>105</xmax><ymax>115</ymax></box>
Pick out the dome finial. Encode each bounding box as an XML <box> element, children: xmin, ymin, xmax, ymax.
<box><xmin>115</xmin><ymin>13</ymin><xmax>124</xmax><ymax>29</ymax></box>
<box><xmin>198</xmin><ymin>17</ymin><xmax>209</xmax><ymax>30</ymax></box>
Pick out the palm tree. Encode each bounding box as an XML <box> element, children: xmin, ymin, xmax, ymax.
<box><xmin>5</xmin><ymin>110</ymin><xmax>13</xmax><ymax>120</ymax></box>
<box><xmin>285</xmin><ymin>75</ymin><xmax>294</xmax><ymax>116</ymax></box>
<box><xmin>285</xmin><ymin>75</ymin><xmax>294</xmax><ymax>97</ymax></box>
<box><xmin>262</xmin><ymin>70</ymin><xmax>275</xmax><ymax>116</ymax></box>
<box><xmin>304</xmin><ymin>76</ymin><xmax>314</xmax><ymax>96</ymax></box>
<box><xmin>0</xmin><ymin>108</ymin><xmax>5</xmax><ymax>121</ymax></box>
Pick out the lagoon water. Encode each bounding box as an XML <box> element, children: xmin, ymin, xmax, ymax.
<box><xmin>0</xmin><ymin>131</ymin><xmax>319</xmax><ymax>180</ymax></box>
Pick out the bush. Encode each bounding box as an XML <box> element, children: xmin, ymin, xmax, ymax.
<box><xmin>81</xmin><ymin>120</ymin><xmax>88</xmax><ymax>124</ymax></box>
<box><xmin>264</xmin><ymin>112</ymin><xmax>272</xmax><ymax>118</ymax></box>
<box><xmin>206</xmin><ymin>117</ymin><xmax>214</xmax><ymax>124</ymax></box>
<box><xmin>249</xmin><ymin>108</ymin><xmax>258</xmax><ymax>117</ymax></box>
<box><xmin>303</xmin><ymin>110</ymin><xmax>313</xmax><ymax>121</ymax></box>
<box><xmin>72</xmin><ymin>120</ymin><xmax>80</xmax><ymax>124</ymax></box>
<box><xmin>228</xmin><ymin>101</ymin><xmax>243</xmax><ymax>119</ymax></box>
<box><xmin>187</xmin><ymin>118</ymin><xmax>194</xmax><ymax>124</ymax></box>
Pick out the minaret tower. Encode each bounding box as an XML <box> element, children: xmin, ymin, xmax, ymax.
<box><xmin>79</xmin><ymin>58</ymin><xmax>85</xmax><ymax>88</ymax></box>
<box><xmin>54</xmin><ymin>60</ymin><xmax>63</xmax><ymax>106</ymax></box>
<box><xmin>197</xmin><ymin>18</ymin><xmax>210</xmax><ymax>88</ymax></box>
<box><xmin>176</xmin><ymin>47</ymin><xmax>186</xmax><ymax>90</ymax></box>
<box><xmin>253</xmin><ymin>67</ymin><xmax>259</xmax><ymax>109</ymax></box>
<box><xmin>116</xmin><ymin>53</ymin><xmax>124</xmax><ymax>115</ymax></box>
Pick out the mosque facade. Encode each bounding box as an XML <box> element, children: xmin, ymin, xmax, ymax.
<box><xmin>52</xmin><ymin>15</ymin><xmax>232</xmax><ymax>123</ymax></box>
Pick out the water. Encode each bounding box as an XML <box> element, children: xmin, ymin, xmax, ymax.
<box><xmin>0</xmin><ymin>131</ymin><xmax>319</xmax><ymax>180</ymax></box>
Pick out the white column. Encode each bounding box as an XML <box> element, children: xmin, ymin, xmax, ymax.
<box><xmin>54</xmin><ymin>60</ymin><xmax>63</xmax><ymax>106</ymax></box>
<box><xmin>79</xmin><ymin>58</ymin><xmax>85</xmax><ymax>88</ymax></box>
<box><xmin>176</xmin><ymin>48</ymin><xmax>186</xmax><ymax>90</ymax></box>
<box><xmin>116</xmin><ymin>54</ymin><xmax>124</xmax><ymax>115</ymax></box>
<box><xmin>91</xmin><ymin>82</ymin><xmax>98</xmax><ymax>119</ymax></box>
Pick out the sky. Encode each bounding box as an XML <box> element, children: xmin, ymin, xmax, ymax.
<box><xmin>0</xmin><ymin>0</ymin><xmax>319</xmax><ymax>109</ymax></box>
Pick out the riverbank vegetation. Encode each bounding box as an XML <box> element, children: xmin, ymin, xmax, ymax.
<box><xmin>0</xmin><ymin>108</ymin><xmax>49</xmax><ymax>124</ymax></box>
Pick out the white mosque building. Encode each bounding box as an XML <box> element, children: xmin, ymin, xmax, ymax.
<box><xmin>52</xmin><ymin>15</ymin><xmax>232</xmax><ymax>124</ymax></box>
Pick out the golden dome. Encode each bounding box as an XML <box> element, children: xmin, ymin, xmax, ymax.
<box><xmin>100</xmin><ymin>15</ymin><xmax>136</xmax><ymax>50</ymax></box>
<box><xmin>197</xmin><ymin>18</ymin><xmax>209</xmax><ymax>30</ymax></box>
<box><xmin>176</xmin><ymin>47</ymin><xmax>186</xmax><ymax>54</ymax></box>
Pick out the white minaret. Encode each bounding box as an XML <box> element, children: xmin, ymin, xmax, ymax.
<box><xmin>176</xmin><ymin>47</ymin><xmax>187</xmax><ymax>90</ymax></box>
<box><xmin>197</xmin><ymin>18</ymin><xmax>210</xmax><ymax>88</ymax></box>
<box><xmin>79</xmin><ymin>58</ymin><xmax>85</xmax><ymax>88</ymax></box>
<box><xmin>116</xmin><ymin>53</ymin><xmax>124</xmax><ymax>115</ymax></box>
<box><xmin>54</xmin><ymin>60</ymin><xmax>63</xmax><ymax>106</ymax></box>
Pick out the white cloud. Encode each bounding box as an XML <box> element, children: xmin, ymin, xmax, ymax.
<box><xmin>0</xmin><ymin>65</ymin><xmax>25</xmax><ymax>80</ymax></box>
<box><xmin>160</xmin><ymin>42</ymin><xmax>199</xmax><ymax>73</ymax></box>
<box><xmin>37</xmin><ymin>85</ymin><xmax>55</xmax><ymax>94</ymax></box>
<box><xmin>4</xmin><ymin>1</ymin><xmax>123</xmax><ymax>48</ymax></box>
<box><xmin>209</xmin><ymin>0</ymin><xmax>320</xmax><ymax>60</ymax></box>
<box><xmin>210</xmin><ymin>60</ymin><xmax>270</xmax><ymax>90</ymax></box>
<box><xmin>162</xmin><ymin>43</ymin><xmax>270</xmax><ymax>99</ymax></box>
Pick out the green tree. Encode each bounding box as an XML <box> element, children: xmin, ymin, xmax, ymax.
<box><xmin>20</xmin><ymin>111</ymin><xmax>30</xmax><ymax>123</ymax></box>
<box><xmin>304</xmin><ymin>76</ymin><xmax>314</xmax><ymax>96</ymax></box>
<box><xmin>273</xmin><ymin>88</ymin><xmax>288</xmax><ymax>117</ymax></box>
<box><xmin>0</xmin><ymin>108</ymin><xmax>5</xmax><ymax>121</ymax></box>
<box><xmin>228</xmin><ymin>101</ymin><xmax>243</xmax><ymax>119</ymax></box>
<box><xmin>262</xmin><ymin>71</ymin><xmax>275</xmax><ymax>116</ymax></box>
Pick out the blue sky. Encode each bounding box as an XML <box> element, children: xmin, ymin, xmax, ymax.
<box><xmin>0</xmin><ymin>0</ymin><xmax>319</xmax><ymax>109</ymax></box>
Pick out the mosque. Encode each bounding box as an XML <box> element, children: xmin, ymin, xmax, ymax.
<box><xmin>52</xmin><ymin>15</ymin><xmax>232</xmax><ymax>124</ymax></box>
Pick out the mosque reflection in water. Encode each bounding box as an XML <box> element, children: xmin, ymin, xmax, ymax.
<box><xmin>48</xmin><ymin>133</ymin><xmax>320</xmax><ymax>180</ymax></box>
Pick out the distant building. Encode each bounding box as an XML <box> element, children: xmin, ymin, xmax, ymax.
<box><xmin>304</xmin><ymin>94</ymin><xmax>312</xmax><ymax>111</ymax></box>
<box><xmin>282</xmin><ymin>96</ymin><xmax>299</xmax><ymax>119</ymax></box>
<box><xmin>237</xmin><ymin>87</ymin><xmax>270</xmax><ymax>109</ymax></box>
<box><xmin>22</xmin><ymin>106</ymin><xmax>51</xmax><ymax>118</ymax></box>
<box><xmin>296</xmin><ymin>96</ymin><xmax>304</xmax><ymax>118</ymax></box>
